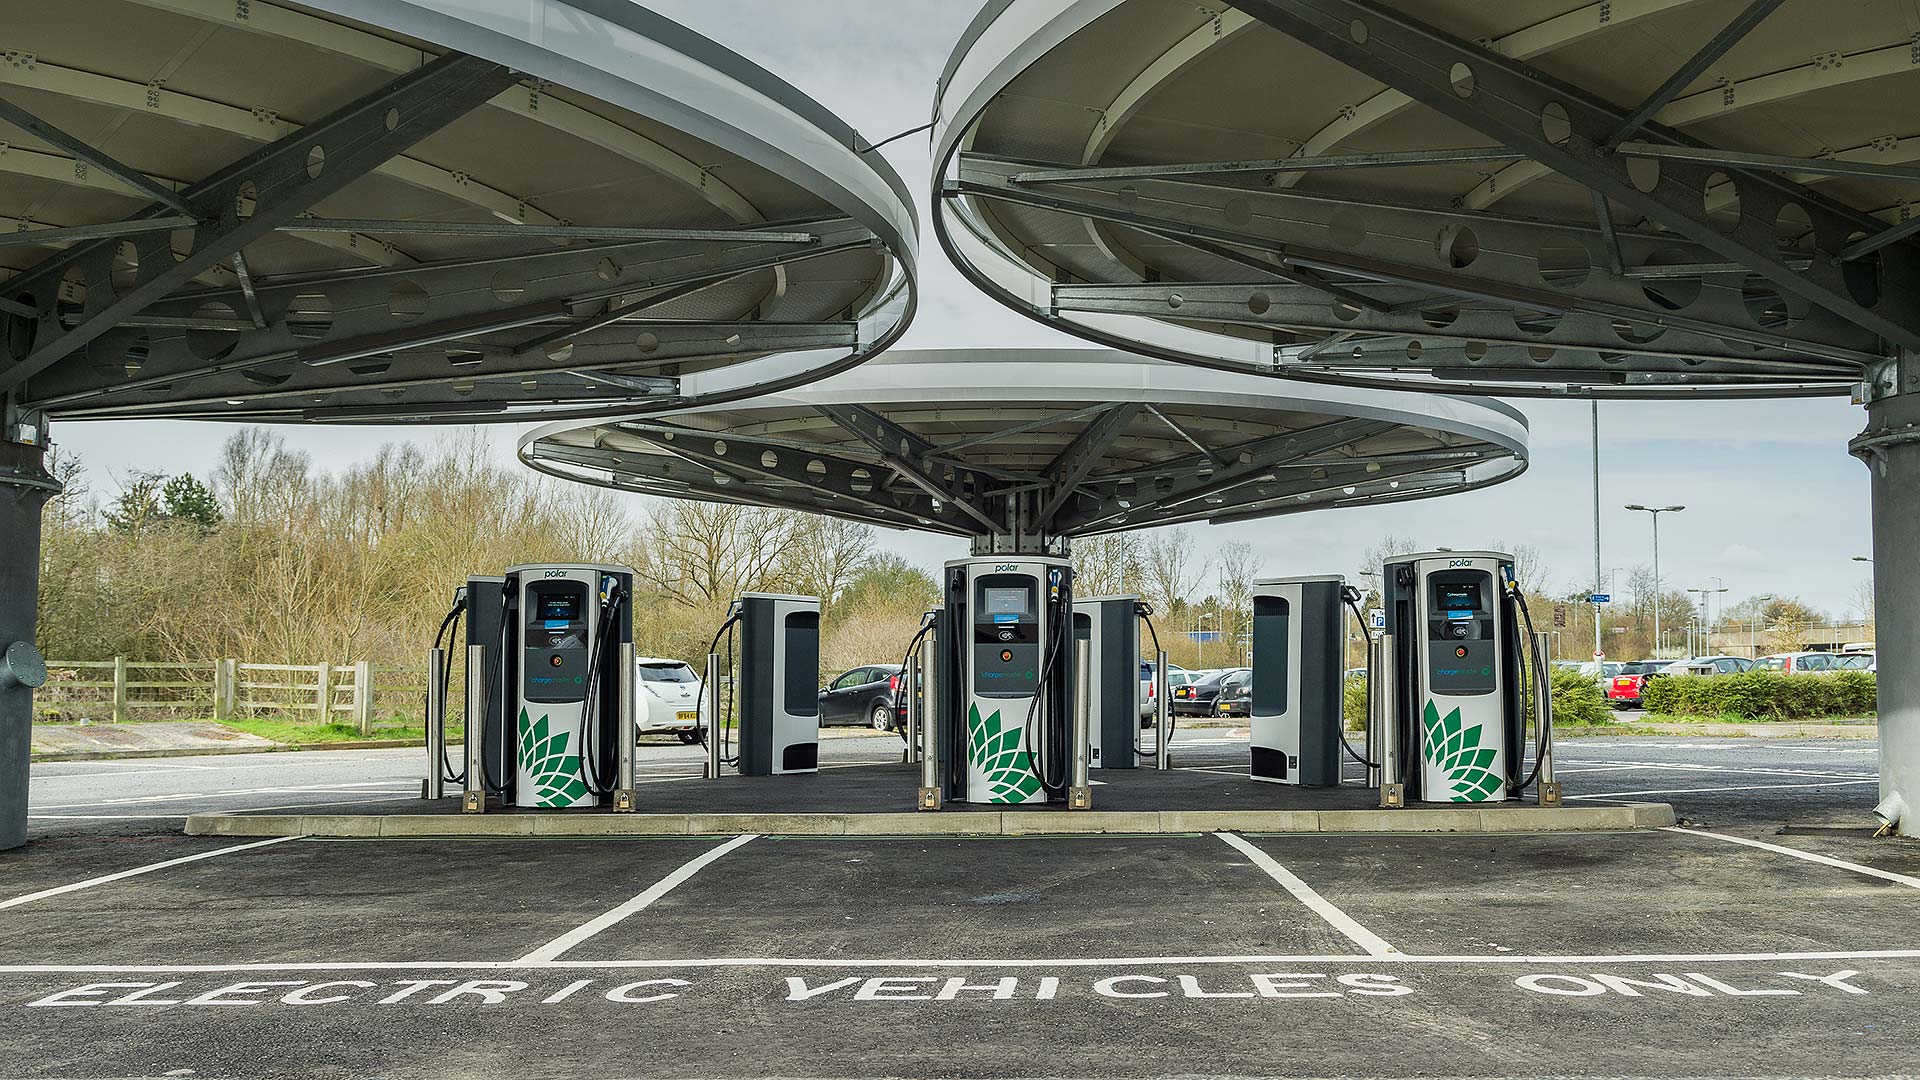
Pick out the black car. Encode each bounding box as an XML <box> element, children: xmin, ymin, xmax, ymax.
<box><xmin>1171</xmin><ymin>668</ymin><xmax>1250</xmax><ymax>717</ymax></box>
<box><xmin>818</xmin><ymin>664</ymin><xmax>905</xmax><ymax>729</ymax></box>
<box><xmin>1214</xmin><ymin>677</ymin><xmax>1252</xmax><ymax>718</ymax></box>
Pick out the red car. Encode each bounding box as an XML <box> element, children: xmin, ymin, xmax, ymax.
<box><xmin>1607</xmin><ymin>660</ymin><xmax>1668</xmax><ymax>709</ymax></box>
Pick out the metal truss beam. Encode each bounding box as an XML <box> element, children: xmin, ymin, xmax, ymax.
<box><xmin>0</xmin><ymin>216</ymin><xmax>197</xmax><ymax>247</ymax></box>
<box><xmin>812</xmin><ymin>404</ymin><xmax>1002</xmax><ymax>533</ymax></box>
<box><xmin>1036</xmin><ymin>402</ymin><xmax>1143</xmax><ymax>526</ymax></box>
<box><xmin>1604</xmin><ymin>0</ymin><xmax>1784</xmax><ymax>149</ymax></box>
<box><xmin>1232</xmin><ymin>0</ymin><xmax>1920</xmax><ymax>351</ymax></box>
<box><xmin>1065</xmin><ymin>417</ymin><xmax>1395</xmax><ymax>531</ymax></box>
<box><xmin>1012</xmin><ymin>147</ymin><xmax>1526</xmax><ymax>185</ymax></box>
<box><xmin>1204</xmin><ymin>461</ymin><xmax>1476</xmax><ymax>525</ymax></box>
<box><xmin>0</xmin><ymin>95</ymin><xmax>196</xmax><ymax>216</ymax></box>
<box><xmin>0</xmin><ymin>53</ymin><xmax>517</xmax><ymax>395</ymax></box>
<box><xmin>1615</xmin><ymin>142</ymin><xmax>1920</xmax><ymax>184</ymax></box>
<box><xmin>1842</xmin><ymin>217</ymin><xmax>1920</xmax><ymax>263</ymax></box>
<box><xmin>281</xmin><ymin>219</ymin><xmax>818</xmax><ymax>245</ymax></box>
<box><xmin>955</xmin><ymin>156</ymin><xmax>1885</xmax><ymax>363</ymax></box>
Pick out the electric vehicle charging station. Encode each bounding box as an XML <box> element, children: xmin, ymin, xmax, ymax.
<box><xmin>702</xmin><ymin>593</ymin><xmax>823</xmax><ymax>778</ymax></box>
<box><xmin>1381</xmin><ymin>551</ymin><xmax>1550</xmax><ymax>804</ymax></box>
<box><xmin>1073</xmin><ymin>595</ymin><xmax>1140</xmax><ymax>770</ymax></box>
<box><xmin>1248</xmin><ymin>577</ymin><xmax>1346</xmax><ymax>787</ymax></box>
<box><xmin>935</xmin><ymin>555</ymin><xmax>1078</xmax><ymax>804</ymax></box>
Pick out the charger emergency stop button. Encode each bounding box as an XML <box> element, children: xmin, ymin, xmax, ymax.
<box><xmin>549</xmin><ymin>655</ymin><xmax>564</xmax><ymax>667</ymax></box>
<box><xmin>1000</xmin><ymin>649</ymin><xmax>1014</xmax><ymax>663</ymax></box>
<box><xmin>1455</xmin><ymin>646</ymin><xmax>1468</xmax><ymax>658</ymax></box>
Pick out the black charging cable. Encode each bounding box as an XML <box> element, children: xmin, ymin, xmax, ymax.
<box><xmin>1339</xmin><ymin>585</ymin><xmax>1383</xmax><ymax>771</ymax></box>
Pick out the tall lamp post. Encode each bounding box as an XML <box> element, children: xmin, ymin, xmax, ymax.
<box><xmin>1627</xmin><ymin>504</ymin><xmax>1685</xmax><ymax>659</ymax></box>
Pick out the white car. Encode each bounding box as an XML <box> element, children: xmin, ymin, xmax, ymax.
<box><xmin>636</xmin><ymin>657</ymin><xmax>705</xmax><ymax>743</ymax></box>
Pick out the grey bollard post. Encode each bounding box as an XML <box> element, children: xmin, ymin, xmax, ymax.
<box><xmin>1534</xmin><ymin>631</ymin><xmax>1561</xmax><ymax>806</ymax></box>
<box><xmin>1376</xmin><ymin>633</ymin><xmax>1404</xmax><ymax>808</ymax></box>
<box><xmin>1154</xmin><ymin>649</ymin><xmax>1171</xmax><ymax>770</ymax></box>
<box><xmin>704</xmin><ymin>652</ymin><xmax>723</xmax><ymax>780</ymax></box>
<box><xmin>462</xmin><ymin>643</ymin><xmax>486</xmax><ymax>814</ymax></box>
<box><xmin>1365</xmin><ymin>637</ymin><xmax>1382</xmax><ymax>789</ymax></box>
<box><xmin>1069</xmin><ymin>638</ymin><xmax>1092</xmax><ymax>809</ymax></box>
<box><xmin>424</xmin><ymin>647</ymin><xmax>446</xmax><ymax>800</ymax></box>
<box><xmin>917</xmin><ymin>638</ymin><xmax>941</xmax><ymax>810</ymax></box>
<box><xmin>614</xmin><ymin>641</ymin><xmax>638</xmax><ymax>812</ymax></box>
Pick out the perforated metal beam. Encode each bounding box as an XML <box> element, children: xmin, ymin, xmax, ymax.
<box><xmin>1230</xmin><ymin>0</ymin><xmax>1920</xmax><ymax>349</ymax></box>
<box><xmin>1036</xmin><ymin>402</ymin><xmax>1143</xmax><ymax>526</ymax></box>
<box><xmin>0</xmin><ymin>52</ymin><xmax>517</xmax><ymax>394</ymax></box>
<box><xmin>1603</xmin><ymin>0</ymin><xmax>1785</xmax><ymax>149</ymax></box>
<box><xmin>812</xmin><ymin>403</ymin><xmax>1002</xmax><ymax>533</ymax></box>
<box><xmin>0</xmin><ymin>95</ymin><xmax>197</xmax><ymax>216</ymax></box>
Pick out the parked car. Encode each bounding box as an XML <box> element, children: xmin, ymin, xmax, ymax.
<box><xmin>1215</xmin><ymin>676</ymin><xmax>1252</xmax><ymax>718</ymax></box>
<box><xmin>1606</xmin><ymin>659</ymin><xmax>1669</xmax><ymax>709</ymax></box>
<box><xmin>1138</xmin><ymin>660</ymin><xmax>1192</xmax><ymax>723</ymax></box>
<box><xmin>1754</xmin><ymin>652</ymin><xmax>1843</xmax><ymax>674</ymax></box>
<box><xmin>636</xmin><ymin>657</ymin><xmax>705</xmax><ymax>743</ymax></box>
<box><xmin>1172</xmin><ymin>667</ymin><xmax>1249</xmax><ymax>717</ymax></box>
<box><xmin>1836</xmin><ymin>652</ymin><xmax>1877</xmax><ymax>673</ymax></box>
<box><xmin>1668</xmin><ymin>655</ymin><xmax>1754</xmax><ymax>676</ymax></box>
<box><xmin>818</xmin><ymin>664</ymin><xmax>905</xmax><ymax>729</ymax></box>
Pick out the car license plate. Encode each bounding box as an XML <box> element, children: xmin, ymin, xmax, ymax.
<box><xmin>676</xmin><ymin>710</ymin><xmax>698</xmax><ymax>723</ymax></box>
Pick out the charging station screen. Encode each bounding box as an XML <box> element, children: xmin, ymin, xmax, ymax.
<box><xmin>538</xmin><ymin>594</ymin><xmax>581</xmax><ymax>623</ymax></box>
<box><xmin>983</xmin><ymin>587</ymin><xmax>1031</xmax><ymax>616</ymax></box>
<box><xmin>1436</xmin><ymin>582</ymin><xmax>1481</xmax><ymax>616</ymax></box>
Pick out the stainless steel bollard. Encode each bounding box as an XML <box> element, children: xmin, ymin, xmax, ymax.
<box><xmin>705</xmin><ymin>651</ymin><xmax>723</xmax><ymax>780</ymax></box>
<box><xmin>1068</xmin><ymin>639</ymin><xmax>1092</xmax><ymax>809</ymax></box>
<box><xmin>1534</xmin><ymin>631</ymin><xmax>1561</xmax><ymax>806</ymax></box>
<box><xmin>904</xmin><ymin>645</ymin><xmax>921</xmax><ymax>766</ymax></box>
<box><xmin>424</xmin><ymin>647</ymin><xmax>446</xmax><ymax>800</ymax></box>
<box><xmin>462</xmin><ymin>643</ymin><xmax>486</xmax><ymax>814</ymax></box>
<box><xmin>917</xmin><ymin>636</ymin><xmax>940</xmax><ymax>810</ymax></box>
<box><xmin>1154</xmin><ymin>649</ymin><xmax>1171</xmax><ymax>770</ymax></box>
<box><xmin>614</xmin><ymin>641</ymin><xmax>638</xmax><ymax>812</ymax></box>
<box><xmin>1364</xmin><ymin>637</ymin><xmax>1382</xmax><ymax>789</ymax></box>
<box><xmin>1376</xmin><ymin>633</ymin><xmax>1404</xmax><ymax>808</ymax></box>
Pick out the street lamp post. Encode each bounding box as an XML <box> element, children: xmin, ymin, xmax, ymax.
<box><xmin>1627</xmin><ymin>505</ymin><xmax>1685</xmax><ymax>660</ymax></box>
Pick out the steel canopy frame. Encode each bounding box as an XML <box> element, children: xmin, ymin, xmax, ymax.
<box><xmin>931</xmin><ymin>0</ymin><xmax>1918</xmax><ymax>400</ymax></box>
<box><xmin>519</xmin><ymin>349</ymin><xmax>1529</xmax><ymax>551</ymax></box>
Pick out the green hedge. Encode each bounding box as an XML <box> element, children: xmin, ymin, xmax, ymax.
<box><xmin>1341</xmin><ymin>664</ymin><xmax>1610</xmax><ymax>730</ymax></box>
<box><xmin>1642</xmin><ymin>670</ymin><xmax>1876</xmax><ymax>721</ymax></box>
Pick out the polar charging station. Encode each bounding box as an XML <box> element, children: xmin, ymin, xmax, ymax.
<box><xmin>1380</xmin><ymin>551</ymin><xmax>1555</xmax><ymax>805</ymax></box>
<box><xmin>1074</xmin><ymin>595</ymin><xmax>1140</xmax><ymax>771</ymax></box>
<box><xmin>701</xmin><ymin>593</ymin><xmax>823</xmax><ymax>778</ymax></box>
<box><xmin>1247</xmin><ymin>576</ymin><xmax>1347</xmax><ymax>787</ymax></box>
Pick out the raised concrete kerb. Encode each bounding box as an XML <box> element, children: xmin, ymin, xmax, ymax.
<box><xmin>184</xmin><ymin>803</ymin><xmax>1675</xmax><ymax>839</ymax></box>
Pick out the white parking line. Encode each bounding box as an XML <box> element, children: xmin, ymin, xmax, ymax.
<box><xmin>0</xmin><ymin>836</ymin><xmax>302</xmax><ymax>911</ymax></box>
<box><xmin>1663</xmin><ymin>827</ymin><xmax>1920</xmax><ymax>889</ymax></box>
<box><xmin>1569</xmin><ymin>779</ymin><xmax>1880</xmax><ymax>799</ymax></box>
<box><xmin>513</xmin><ymin>834</ymin><xmax>758</xmax><ymax>964</ymax></box>
<box><xmin>1216</xmin><ymin>833</ymin><xmax>1399</xmax><ymax>958</ymax></box>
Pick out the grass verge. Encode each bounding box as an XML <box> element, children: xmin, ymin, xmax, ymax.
<box><xmin>217</xmin><ymin>717</ymin><xmax>463</xmax><ymax>745</ymax></box>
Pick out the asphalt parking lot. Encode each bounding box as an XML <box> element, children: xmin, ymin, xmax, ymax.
<box><xmin>4</xmin><ymin>731</ymin><xmax>1916</xmax><ymax>1079</ymax></box>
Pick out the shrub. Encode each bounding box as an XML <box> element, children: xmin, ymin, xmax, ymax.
<box><xmin>1343</xmin><ymin>674</ymin><xmax>1367</xmax><ymax>732</ymax></box>
<box><xmin>1642</xmin><ymin>670</ymin><xmax>1875</xmax><ymax>720</ymax></box>
<box><xmin>1548</xmin><ymin>665</ymin><xmax>1611</xmax><ymax>726</ymax></box>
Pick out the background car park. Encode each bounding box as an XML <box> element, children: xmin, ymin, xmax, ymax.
<box><xmin>1174</xmin><ymin>667</ymin><xmax>1249</xmax><ymax>717</ymax></box>
<box><xmin>818</xmin><ymin>664</ymin><xmax>906</xmax><ymax>729</ymax></box>
<box><xmin>1671</xmin><ymin>655</ymin><xmax>1755</xmax><ymax>676</ymax></box>
<box><xmin>636</xmin><ymin>658</ymin><xmax>706</xmax><ymax>743</ymax></box>
<box><xmin>1755</xmin><ymin>652</ymin><xmax>1845</xmax><ymax>674</ymax></box>
<box><xmin>1139</xmin><ymin>660</ymin><xmax>1192</xmax><ymax>723</ymax></box>
<box><xmin>1607</xmin><ymin>659</ymin><xmax>1669</xmax><ymax>708</ymax></box>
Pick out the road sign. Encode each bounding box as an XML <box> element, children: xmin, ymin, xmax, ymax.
<box><xmin>1553</xmin><ymin>604</ymin><xmax>1568</xmax><ymax>628</ymax></box>
<box><xmin>1368</xmin><ymin>607</ymin><xmax>1385</xmax><ymax>630</ymax></box>
<box><xmin>1590</xmin><ymin>593</ymin><xmax>1611</xmax><ymax>604</ymax></box>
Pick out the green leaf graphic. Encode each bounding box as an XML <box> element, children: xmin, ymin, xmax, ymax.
<box><xmin>1420</xmin><ymin>700</ymin><xmax>1504</xmax><ymax>802</ymax></box>
<box><xmin>965</xmin><ymin>703</ymin><xmax>1043</xmax><ymax>803</ymax></box>
<box><xmin>518</xmin><ymin>708</ymin><xmax>588</xmax><ymax>807</ymax></box>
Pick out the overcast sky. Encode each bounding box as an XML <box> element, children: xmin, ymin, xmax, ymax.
<box><xmin>48</xmin><ymin>0</ymin><xmax>1879</xmax><ymax>632</ymax></box>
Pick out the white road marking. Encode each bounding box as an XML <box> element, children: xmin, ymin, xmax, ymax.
<box><xmin>3</xmin><ymin>948</ymin><xmax>1920</xmax><ymax>973</ymax></box>
<box><xmin>0</xmin><ymin>836</ymin><xmax>302</xmax><ymax>911</ymax></box>
<box><xmin>1569</xmin><ymin>779</ymin><xmax>1880</xmax><ymax>799</ymax></box>
<box><xmin>1566</xmin><ymin>760</ymin><xmax>1876</xmax><ymax>782</ymax></box>
<box><xmin>1216</xmin><ymin>833</ymin><xmax>1398</xmax><ymax>958</ymax></box>
<box><xmin>513</xmin><ymin>834</ymin><xmax>759</xmax><ymax>964</ymax></box>
<box><xmin>1552</xmin><ymin>765</ymin><xmax>1654</xmax><ymax>775</ymax></box>
<box><xmin>1663</xmin><ymin>827</ymin><xmax>1920</xmax><ymax>889</ymax></box>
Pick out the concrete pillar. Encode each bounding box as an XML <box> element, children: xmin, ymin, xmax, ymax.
<box><xmin>1</xmin><ymin>436</ymin><xmax>58</xmax><ymax>851</ymax></box>
<box><xmin>1853</xmin><ymin>389</ymin><xmax>1920</xmax><ymax>836</ymax></box>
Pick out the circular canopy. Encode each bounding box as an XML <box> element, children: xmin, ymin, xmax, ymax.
<box><xmin>0</xmin><ymin>0</ymin><xmax>915</xmax><ymax>424</ymax></box>
<box><xmin>519</xmin><ymin>349</ymin><xmax>1528</xmax><ymax>543</ymax></box>
<box><xmin>933</xmin><ymin>0</ymin><xmax>1918</xmax><ymax>399</ymax></box>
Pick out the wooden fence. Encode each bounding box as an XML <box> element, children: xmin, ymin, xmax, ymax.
<box><xmin>33</xmin><ymin>658</ymin><xmax>435</xmax><ymax>735</ymax></box>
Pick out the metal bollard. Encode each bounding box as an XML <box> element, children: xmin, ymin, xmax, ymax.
<box><xmin>1534</xmin><ymin>631</ymin><xmax>1561</xmax><ymax>806</ymax></box>
<box><xmin>1154</xmin><ymin>649</ymin><xmax>1171</xmax><ymax>770</ymax></box>
<box><xmin>904</xmin><ymin>646</ymin><xmax>921</xmax><ymax>766</ymax></box>
<box><xmin>1376</xmin><ymin>633</ymin><xmax>1404</xmax><ymax>808</ymax></box>
<box><xmin>917</xmin><ymin>637</ymin><xmax>940</xmax><ymax>810</ymax></box>
<box><xmin>704</xmin><ymin>651</ymin><xmax>723</xmax><ymax>780</ymax></box>
<box><xmin>1068</xmin><ymin>639</ymin><xmax>1092</xmax><ymax>809</ymax></box>
<box><xmin>1364</xmin><ymin>637</ymin><xmax>1382</xmax><ymax>790</ymax></box>
<box><xmin>462</xmin><ymin>643</ymin><xmax>486</xmax><ymax>814</ymax></box>
<box><xmin>424</xmin><ymin>647</ymin><xmax>446</xmax><ymax>800</ymax></box>
<box><xmin>614</xmin><ymin>642</ymin><xmax>638</xmax><ymax>812</ymax></box>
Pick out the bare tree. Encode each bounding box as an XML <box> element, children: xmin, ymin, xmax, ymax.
<box><xmin>1071</xmin><ymin>532</ymin><xmax>1144</xmax><ymax>597</ymax></box>
<box><xmin>1213</xmin><ymin>540</ymin><xmax>1262</xmax><ymax>648</ymax></box>
<box><xmin>634</xmin><ymin>500</ymin><xmax>805</xmax><ymax>606</ymax></box>
<box><xmin>790</xmin><ymin>516</ymin><xmax>875</xmax><ymax>607</ymax></box>
<box><xmin>1140</xmin><ymin>527</ymin><xmax>1206</xmax><ymax>617</ymax></box>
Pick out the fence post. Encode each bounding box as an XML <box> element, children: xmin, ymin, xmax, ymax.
<box><xmin>352</xmin><ymin>660</ymin><xmax>373</xmax><ymax>735</ymax></box>
<box><xmin>213</xmin><ymin>660</ymin><xmax>231</xmax><ymax>721</ymax></box>
<box><xmin>315</xmin><ymin>662</ymin><xmax>332</xmax><ymax>723</ymax></box>
<box><xmin>112</xmin><ymin>656</ymin><xmax>128</xmax><ymax>723</ymax></box>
